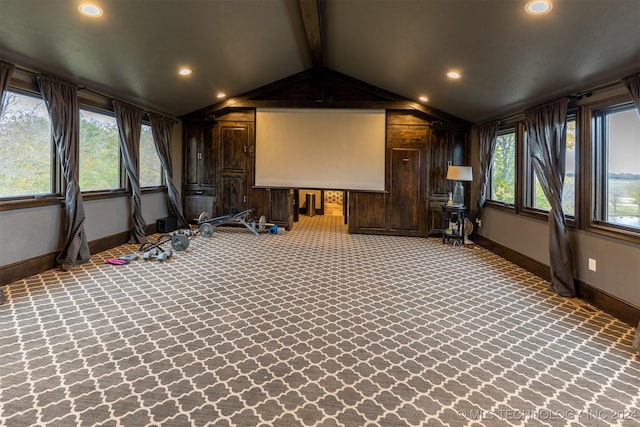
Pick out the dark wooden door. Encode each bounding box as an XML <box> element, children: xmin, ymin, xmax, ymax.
<box><xmin>184</xmin><ymin>126</ymin><xmax>215</xmax><ymax>187</ymax></box>
<box><xmin>184</xmin><ymin>126</ymin><xmax>200</xmax><ymax>186</ymax></box>
<box><xmin>217</xmin><ymin>124</ymin><xmax>249</xmax><ymax>215</ymax></box>
<box><xmin>387</xmin><ymin>147</ymin><xmax>422</xmax><ymax>232</ymax></box>
<box><xmin>348</xmin><ymin>192</ymin><xmax>387</xmax><ymax>233</ymax></box>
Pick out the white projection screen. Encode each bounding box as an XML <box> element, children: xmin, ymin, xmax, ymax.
<box><xmin>255</xmin><ymin>108</ymin><xmax>386</xmax><ymax>191</ymax></box>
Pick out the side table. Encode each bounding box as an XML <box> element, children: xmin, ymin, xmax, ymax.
<box><xmin>442</xmin><ymin>205</ymin><xmax>467</xmax><ymax>245</ymax></box>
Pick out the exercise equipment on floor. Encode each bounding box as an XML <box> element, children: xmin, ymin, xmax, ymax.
<box><xmin>139</xmin><ymin>230</ymin><xmax>192</xmax><ymax>262</ymax></box>
<box><xmin>197</xmin><ymin>209</ymin><xmax>275</xmax><ymax>237</ymax></box>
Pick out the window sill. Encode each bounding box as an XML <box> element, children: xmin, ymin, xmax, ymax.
<box><xmin>586</xmin><ymin>221</ymin><xmax>640</xmax><ymax>244</ymax></box>
<box><xmin>82</xmin><ymin>189</ymin><xmax>128</xmax><ymax>201</ymax></box>
<box><xmin>0</xmin><ymin>195</ymin><xmax>64</xmax><ymax>211</ymax></box>
<box><xmin>141</xmin><ymin>186</ymin><xmax>167</xmax><ymax>195</ymax></box>
<box><xmin>521</xmin><ymin>207</ymin><xmax>578</xmax><ymax>228</ymax></box>
<box><xmin>484</xmin><ymin>200</ymin><xmax>516</xmax><ymax>212</ymax></box>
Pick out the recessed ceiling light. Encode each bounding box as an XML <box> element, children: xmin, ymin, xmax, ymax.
<box><xmin>419</xmin><ymin>96</ymin><xmax>429</xmax><ymax>102</ymax></box>
<box><xmin>178</xmin><ymin>68</ymin><xmax>192</xmax><ymax>76</ymax></box>
<box><xmin>525</xmin><ymin>0</ymin><xmax>553</xmax><ymax>15</ymax></box>
<box><xmin>216</xmin><ymin>93</ymin><xmax>226</xmax><ymax>99</ymax></box>
<box><xmin>446</xmin><ymin>71</ymin><xmax>461</xmax><ymax>79</ymax></box>
<box><xmin>78</xmin><ymin>3</ymin><xmax>103</xmax><ymax>17</ymax></box>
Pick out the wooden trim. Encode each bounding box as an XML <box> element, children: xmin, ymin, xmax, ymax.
<box><xmin>299</xmin><ymin>0</ymin><xmax>323</xmax><ymax>69</ymax></box>
<box><xmin>476</xmin><ymin>235</ymin><xmax>640</xmax><ymax>327</ymax></box>
<box><xmin>0</xmin><ymin>252</ymin><xmax>59</xmax><ymax>287</ymax></box>
<box><xmin>1</xmin><ymin>226</ymin><xmax>158</xmax><ymax>287</ymax></box>
<box><xmin>182</xmin><ymin>68</ymin><xmax>472</xmax><ymax>126</ymax></box>
<box><xmin>576</xmin><ymin>280</ymin><xmax>640</xmax><ymax>328</ymax></box>
<box><xmin>475</xmin><ymin>235</ymin><xmax>551</xmax><ymax>281</ymax></box>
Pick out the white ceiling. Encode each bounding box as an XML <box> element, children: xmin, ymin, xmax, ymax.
<box><xmin>1</xmin><ymin>0</ymin><xmax>638</xmax><ymax>123</ymax></box>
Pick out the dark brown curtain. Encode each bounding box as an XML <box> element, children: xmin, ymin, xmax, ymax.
<box><xmin>525</xmin><ymin>97</ymin><xmax>575</xmax><ymax>297</ymax></box>
<box><xmin>622</xmin><ymin>73</ymin><xmax>640</xmax><ymax>112</ymax></box>
<box><xmin>113</xmin><ymin>100</ymin><xmax>147</xmax><ymax>243</ymax></box>
<box><xmin>622</xmin><ymin>72</ymin><xmax>640</xmax><ymax>355</ymax></box>
<box><xmin>149</xmin><ymin>113</ymin><xmax>188</xmax><ymax>228</ymax></box>
<box><xmin>470</xmin><ymin>120</ymin><xmax>500</xmax><ymax>221</ymax></box>
<box><xmin>0</xmin><ymin>61</ymin><xmax>15</xmax><ymax>116</ymax></box>
<box><xmin>37</xmin><ymin>75</ymin><xmax>91</xmax><ymax>271</ymax></box>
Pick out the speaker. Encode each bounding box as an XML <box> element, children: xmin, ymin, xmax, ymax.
<box><xmin>157</xmin><ymin>216</ymin><xmax>178</xmax><ymax>233</ymax></box>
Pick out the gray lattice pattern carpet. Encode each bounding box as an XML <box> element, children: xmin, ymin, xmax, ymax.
<box><xmin>1</xmin><ymin>215</ymin><xmax>639</xmax><ymax>426</ymax></box>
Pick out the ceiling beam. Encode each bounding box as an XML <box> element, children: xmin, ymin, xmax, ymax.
<box><xmin>299</xmin><ymin>0</ymin><xmax>324</xmax><ymax>69</ymax></box>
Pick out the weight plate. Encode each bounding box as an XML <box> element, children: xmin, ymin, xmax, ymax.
<box><xmin>200</xmin><ymin>223</ymin><xmax>214</xmax><ymax>238</ymax></box>
<box><xmin>258</xmin><ymin>215</ymin><xmax>267</xmax><ymax>233</ymax></box>
<box><xmin>118</xmin><ymin>253</ymin><xmax>139</xmax><ymax>263</ymax></box>
<box><xmin>198</xmin><ymin>211</ymin><xmax>209</xmax><ymax>223</ymax></box>
<box><xmin>171</xmin><ymin>234</ymin><xmax>190</xmax><ymax>251</ymax></box>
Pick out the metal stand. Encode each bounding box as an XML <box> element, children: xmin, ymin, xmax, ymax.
<box><xmin>197</xmin><ymin>209</ymin><xmax>262</xmax><ymax>237</ymax></box>
<box><xmin>442</xmin><ymin>205</ymin><xmax>467</xmax><ymax>246</ymax></box>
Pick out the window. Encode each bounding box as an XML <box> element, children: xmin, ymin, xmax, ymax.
<box><xmin>594</xmin><ymin>106</ymin><xmax>640</xmax><ymax>230</ymax></box>
<box><xmin>530</xmin><ymin>115</ymin><xmax>577</xmax><ymax>215</ymax></box>
<box><xmin>139</xmin><ymin>123</ymin><xmax>163</xmax><ymax>187</ymax></box>
<box><xmin>490</xmin><ymin>130</ymin><xmax>516</xmax><ymax>204</ymax></box>
<box><xmin>79</xmin><ymin>109</ymin><xmax>121</xmax><ymax>192</ymax></box>
<box><xmin>0</xmin><ymin>91</ymin><xmax>53</xmax><ymax>198</ymax></box>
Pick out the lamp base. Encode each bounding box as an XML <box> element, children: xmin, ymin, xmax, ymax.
<box><xmin>453</xmin><ymin>181</ymin><xmax>464</xmax><ymax>206</ymax></box>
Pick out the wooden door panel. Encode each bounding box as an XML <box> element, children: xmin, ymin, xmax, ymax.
<box><xmin>220</xmin><ymin>176</ymin><xmax>246</xmax><ymax>215</ymax></box>
<box><xmin>269</xmin><ymin>189</ymin><xmax>293</xmax><ymax>226</ymax></box>
<box><xmin>220</xmin><ymin>126</ymin><xmax>247</xmax><ymax>173</ymax></box>
<box><xmin>348</xmin><ymin>192</ymin><xmax>386</xmax><ymax>232</ymax></box>
<box><xmin>250</xmin><ymin>187</ymin><xmax>270</xmax><ymax>219</ymax></box>
<box><xmin>184</xmin><ymin>127</ymin><xmax>200</xmax><ymax>186</ymax></box>
<box><xmin>201</xmin><ymin>127</ymin><xmax>215</xmax><ymax>186</ymax></box>
<box><xmin>388</xmin><ymin>148</ymin><xmax>421</xmax><ymax>231</ymax></box>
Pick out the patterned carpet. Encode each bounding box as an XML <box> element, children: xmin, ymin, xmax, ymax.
<box><xmin>1</xmin><ymin>215</ymin><xmax>639</xmax><ymax>427</ymax></box>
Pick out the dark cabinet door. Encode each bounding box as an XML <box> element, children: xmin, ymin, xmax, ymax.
<box><xmin>269</xmin><ymin>188</ymin><xmax>293</xmax><ymax>227</ymax></box>
<box><xmin>220</xmin><ymin>126</ymin><xmax>248</xmax><ymax>173</ymax></box>
<box><xmin>348</xmin><ymin>192</ymin><xmax>387</xmax><ymax>233</ymax></box>
<box><xmin>200</xmin><ymin>127</ymin><xmax>215</xmax><ymax>187</ymax></box>
<box><xmin>221</xmin><ymin>176</ymin><xmax>247</xmax><ymax>214</ymax></box>
<box><xmin>388</xmin><ymin>147</ymin><xmax>422</xmax><ymax>232</ymax></box>
<box><xmin>217</xmin><ymin>123</ymin><xmax>250</xmax><ymax>215</ymax></box>
<box><xmin>184</xmin><ymin>126</ymin><xmax>215</xmax><ymax>187</ymax></box>
<box><xmin>184</xmin><ymin>126</ymin><xmax>201</xmax><ymax>186</ymax></box>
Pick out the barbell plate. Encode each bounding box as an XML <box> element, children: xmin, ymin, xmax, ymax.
<box><xmin>171</xmin><ymin>234</ymin><xmax>190</xmax><ymax>251</ymax></box>
<box><xmin>198</xmin><ymin>211</ymin><xmax>210</xmax><ymax>223</ymax></box>
<box><xmin>118</xmin><ymin>253</ymin><xmax>139</xmax><ymax>263</ymax></box>
<box><xmin>258</xmin><ymin>215</ymin><xmax>267</xmax><ymax>233</ymax></box>
<box><xmin>200</xmin><ymin>223</ymin><xmax>214</xmax><ymax>238</ymax></box>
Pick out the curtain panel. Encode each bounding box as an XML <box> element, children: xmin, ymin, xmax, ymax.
<box><xmin>149</xmin><ymin>113</ymin><xmax>188</xmax><ymax>228</ymax></box>
<box><xmin>113</xmin><ymin>100</ymin><xmax>147</xmax><ymax>243</ymax></box>
<box><xmin>622</xmin><ymin>73</ymin><xmax>640</xmax><ymax>112</ymax></box>
<box><xmin>470</xmin><ymin>120</ymin><xmax>500</xmax><ymax>221</ymax></box>
<box><xmin>525</xmin><ymin>97</ymin><xmax>575</xmax><ymax>297</ymax></box>
<box><xmin>37</xmin><ymin>75</ymin><xmax>91</xmax><ymax>271</ymax></box>
<box><xmin>622</xmin><ymin>72</ymin><xmax>640</xmax><ymax>355</ymax></box>
<box><xmin>0</xmin><ymin>61</ymin><xmax>15</xmax><ymax>116</ymax></box>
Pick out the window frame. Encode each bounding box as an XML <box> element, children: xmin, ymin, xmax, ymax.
<box><xmin>139</xmin><ymin>119</ymin><xmax>166</xmax><ymax>192</ymax></box>
<box><xmin>0</xmin><ymin>87</ymin><xmax>64</xmax><ymax>209</ymax></box>
<box><xmin>584</xmin><ymin>96</ymin><xmax>640</xmax><ymax>242</ymax></box>
<box><xmin>485</xmin><ymin>124</ymin><xmax>519</xmax><ymax>212</ymax></box>
<box><xmin>0</xmin><ymin>75</ymin><xmax>168</xmax><ymax>209</ymax></box>
<box><xmin>78</xmin><ymin>106</ymin><xmax>127</xmax><ymax>197</ymax></box>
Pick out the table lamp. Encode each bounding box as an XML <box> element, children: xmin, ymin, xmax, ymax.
<box><xmin>446</xmin><ymin>165</ymin><xmax>472</xmax><ymax>206</ymax></box>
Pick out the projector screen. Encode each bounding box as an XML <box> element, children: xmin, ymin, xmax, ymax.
<box><xmin>255</xmin><ymin>108</ymin><xmax>386</xmax><ymax>191</ymax></box>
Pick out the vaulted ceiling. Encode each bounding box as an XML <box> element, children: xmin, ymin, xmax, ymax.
<box><xmin>1</xmin><ymin>0</ymin><xmax>638</xmax><ymax>123</ymax></box>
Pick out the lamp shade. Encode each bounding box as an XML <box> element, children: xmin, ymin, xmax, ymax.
<box><xmin>446</xmin><ymin>165</ymin><xmax>473</xmax><ymax>181</ymax></box>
